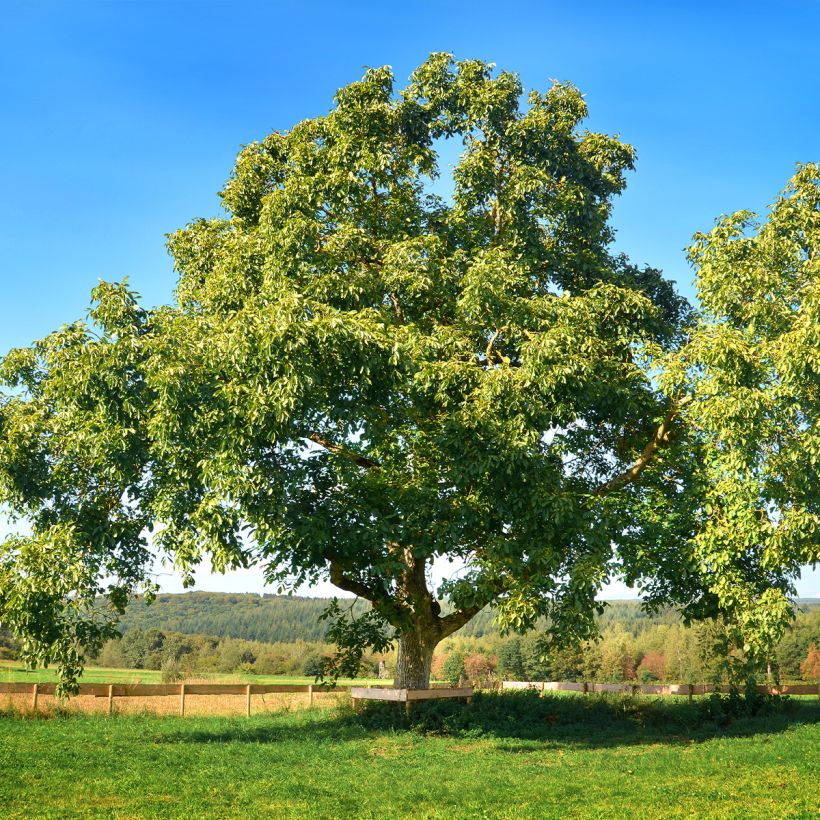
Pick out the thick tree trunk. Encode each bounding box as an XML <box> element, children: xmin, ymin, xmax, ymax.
<box><xmin>394</xmin><ymin>628</ymin><xmax>439</xmax><ymax>689</ymax></box>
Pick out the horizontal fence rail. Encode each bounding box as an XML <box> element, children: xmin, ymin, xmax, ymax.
<box><xmin>4</xmin><ymin>680</ymin><xmax>818</xmax><ymax>717</ymax></box>
<box><xmin>0</xmin><ymin>682</ymin><xmax>352</xmax><ymax>716</ymax></box>
<box><xmin>501</xmin><ymin>681</ymin><xmax>820</xmax><ymax>697</ymax></box>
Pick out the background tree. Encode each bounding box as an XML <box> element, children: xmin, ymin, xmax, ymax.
<box><xmin>497</xmin><ymin>637</ymin><xmax>525</xmax><ymax>681</ymax></box>
<box><xmin>648</xmin><ymin>165</ymin><xmax>820</xmax><ymax>671</ymax></box>
<box><xmin>800</xmin><ymin>643</ymin><xmax>820</xmax><ymax>682</ymax></box>
<box><xmin>441</xmin><ymin>650</ymin><xmax>466</xmax><ymax>687</ymax></box>
<box><xmin>0</xmin><ymin>55</ymin><xmax>815</xmax><ymax>692</ymax></box>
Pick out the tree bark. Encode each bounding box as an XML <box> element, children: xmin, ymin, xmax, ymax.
<box><xmin>394</xmin><ymin>627</ymin><xmax>439</xmax><ymax>689</ymax></box>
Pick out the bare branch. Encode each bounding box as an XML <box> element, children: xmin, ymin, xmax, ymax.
<box><xmin>485</xmin><ymin>327</ymin><xmax>502</xmax><ymax>364</ymax></box>
<box><xmin>388</xmin><ymin>292</ymin><xmax>404</xmax><ymax>323</ymax></box>
<box><xmin>593</xmin><ymin>396</ymin><xmax>693</xmax><ymax>497</ymax></box>
<box><xmin>307</xmin><ymin>433</ymin><xmax>380</xmax><ymax>470</ymax></box>
<box><xmin>328</xmin><ymin>560</ymin><xmax>403</xmax><ymax>624</ymax></box>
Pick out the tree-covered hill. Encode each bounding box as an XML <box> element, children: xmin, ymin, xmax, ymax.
<box><xmin>113</xmin><ymin>592</ymin><xmax>503</xmax><ymax>642</ymax></box>
<box><xmin>112</xmin><ymin>591</ymin><xmax>820</xmax><ymax>644</ymax></box>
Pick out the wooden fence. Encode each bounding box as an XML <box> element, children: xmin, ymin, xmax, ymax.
<box><xmin>0</xmin><ymin>682</ymin><xmax>348</xmax><ymax>716</ymax></box>
<box><xmin>501</xmin><ymin>681</ymin><xmax>820</xmax><ymax>698</ymax></box>
<box><xmin>4</xmin><ymin>680</ymin><xmax>818</xmax><ymax>717</ymax></box>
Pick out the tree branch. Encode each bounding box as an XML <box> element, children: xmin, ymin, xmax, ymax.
<box><xmin>328</xmin><ymin>560</ymin><xmax>403</xmax><ymax>624</ymax></box>
<box><xmin>593</xmin><ymin>396</ymin><xmax>692</xmax><ymax>497</ymax></box>
<box><xmin>307</xmin><ymin>433</ymin><xmax>380</xmax><ymax>470</ymax></box>
<box><xmin>388</xmin><ymin>292</ymin><xmax>404</xmax><ymax>323</ymax></box>
<box><xmin>438</xmin><ymin>604</ymin><xmax>485</xmax><ymax>639</ymax></box>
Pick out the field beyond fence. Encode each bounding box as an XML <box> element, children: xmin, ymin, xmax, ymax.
<box><xmin>0</xmin><ymin>681</ymin><xmax>350</xmax><ymax>716</ymax></box>
<box><xmin>3</xmin><ymin>678</ymin><xmax>818</xmax><ymax>718</ymax></box>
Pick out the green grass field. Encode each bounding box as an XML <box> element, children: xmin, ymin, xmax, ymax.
<box><xmin>1</xmin><ymin>690</ymin><xmax>818</xmax><ymax>818</ymax></box>
<box><xmin>0</xmin><ymin>659</ymin><xmax>378</xmax><ymax>688</ymax></box>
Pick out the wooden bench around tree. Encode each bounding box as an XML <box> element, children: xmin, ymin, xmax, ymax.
<box><xmin>350</xmin><ymin>686</ymin><xmax>474</xmax><ymax>717</ymax></box>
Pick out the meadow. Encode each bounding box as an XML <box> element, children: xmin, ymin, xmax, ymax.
<box><xmin>0</xmin><ymin>659</ymin><xmax>378</xmax><ymax>687</ymax></box>
<box><xmin>1</xmin><ymin>690</ymin><xmax>818</xmax><ymax>819</ymax></box>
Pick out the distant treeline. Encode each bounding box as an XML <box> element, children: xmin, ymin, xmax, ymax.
<box><xmin>2</xmin><ymin>593</ymin><xmax>818</xmax><ymax>685</ymax></box>
<box><xmin>82</xmin><ymin>603</ymin><xmax>820</xmax><ymax>686</ymax></box>
<box><xmin>111</xmin><ymin>592</ymin><xmax>695</xmax><ymax>643</ymax></box>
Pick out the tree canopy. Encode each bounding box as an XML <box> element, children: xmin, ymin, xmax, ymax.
<box><xmin>0</xmin><ymin>54</ymin><xmax>817</xmax><ymax>691</ymax></box>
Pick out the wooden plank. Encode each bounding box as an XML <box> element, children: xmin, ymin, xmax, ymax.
<box><xmin>762</xmin><ymin>684</ymin><xmax>818</xmax><ymax>696</ymax></box>
<box><xmin>591</xmin><ymin>683</ymin><xmax>634</xmax><ymax>694</ymax></box>
<box><xmin>502</xmin><ymin>681</ymin><xmax>542</xmax><ymax>691</ymax></box>
<box><xmin>557</xmin><ymin>682</ymin><xmax>587</xmax><ymax>692</ymax></box>
<box><xmin>110</xmin><ymin>684</ymin><xmax>182</xmax><ymax>697</ymax></box>
<box><xmin>185</xmin><ymin>684</ymin><xmax>249</xmax><ymax>696</ymax></box>
<box><xmin>636</xmin><ymin>684</ymin><xmax>667</xmax><ymax>695</ymax></box>
<box><xmin>405</xmin><ymin>687</ymin><xmax>473</xmax><ymax>701</ymax></box>
<box><xmin>79</xmin><ymin>684</ymin><xmax>116</xmax><ymax>697</ymax></box>
<box><xmin>0</xmin><ymin>683</ymin><xmax>45</xmax><ymax>694</ymax></box>
<box><xmin>350</xmin><ymin>687</ymin><xmax>407</xmax><ymax>702</ymax></box>
<box><xmin>249</xmin><ymin>684</ymin><xmax>311</xmax><ymax>695</ymax></box>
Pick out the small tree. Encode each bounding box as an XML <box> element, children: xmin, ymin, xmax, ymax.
<box><xmin>441</xmin><ymin>651</ymin><xmax>466</xmax><ymax>687</ymax></box>
<box><xmin>800</xmin><ymin>643</ymin><xmax>820</xmax><ymax>682</ymax></box>
<box><xmin>497</xmin><ymin>637</ymin><xmax>525</xmax><ymax>681</ymax></box>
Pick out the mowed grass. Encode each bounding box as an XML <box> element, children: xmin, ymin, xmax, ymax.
<box><xmin>1</xmin><ymin>691</ymin><xmax>818</xmax><ymax>819</ymax></box>
<box><xmin>0</xmin><ymin>659</ymin><xmax>378</xmax><ymax>687</ymax></box>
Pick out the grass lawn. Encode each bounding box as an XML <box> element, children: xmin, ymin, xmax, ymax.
<box><xmin>1</xmin><ymin>691</ymin><xmax>818</xmax><ymax>819</ymax></box>
<box><xmin>0</xmin><ymin>659</ymin><xmax>378</xmax><ymax>688</ymax></box>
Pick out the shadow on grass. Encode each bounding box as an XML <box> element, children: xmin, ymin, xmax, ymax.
<box><xmin>150</xmin><ymin>690</ymin><xmax>820</xmax><ymax>750</ymax></box>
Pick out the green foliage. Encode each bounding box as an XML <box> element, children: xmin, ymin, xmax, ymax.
<box><xmin>301</xmin><ymin>654</ymin><xmax>326</xmax><ymax>678</ymax></box>
<box><xmin>1</xmin><ymin>53</ymin><xmax>817</xmax><ymax>690</ymax></box>
<box><xmin>316</xmin><ymin>598</ymin><xmax>393</xmax><ymax>682</ymax></box>
<box><xmin>496</xmin><ymin>636</ymin><xmax>525</xmax><ymax>680</ymax></box>
<box><xmin>441</xmin><ymin>650</ymin><xmax>465</xmax><ymax>686</ymax></box>
<box><xmin>646</xmin><ymin>164</ymin><xmax>820</xmax><ymax>667</ymax></box>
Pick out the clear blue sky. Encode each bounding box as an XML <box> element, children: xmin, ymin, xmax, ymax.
<box><xmin>1</xmin><ymin>1</ymin><xmax>818</xmax><ymax>596</ymax></box>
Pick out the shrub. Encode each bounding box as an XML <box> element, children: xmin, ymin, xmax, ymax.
<box><xmin>302</xmin><ymin>654</ymin><xmax>326</xmax><ymax>678</ymax></box>
<box><xmin>160</xmin><ymin>658</ymin><xmax>185</xmax><ymax>683</ymax></box>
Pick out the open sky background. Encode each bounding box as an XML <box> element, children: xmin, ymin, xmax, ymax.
<box><xmin>1</xmin><ymin>0</ymin><xmax>819</xmax><ymax>598</ymax></box>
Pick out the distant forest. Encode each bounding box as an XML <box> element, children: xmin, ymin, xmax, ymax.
<box><xmin>112</xmin><ymin>592</ymin><xmax>664</xmax><ymax>642</ymax></box>
<box><xmin>112</xmin><ymin>591</ymin><xmax>817</xmax><ymax>643</ymax></box>
<box><xmin>3</xmin><ymin>593</ymin><xmax>817</xmax><ymax>684</ymax></box>
<box><xmin>94</xmin><ymin>593</ymin><xmax>819</xmax><ymax>684</ymax></box>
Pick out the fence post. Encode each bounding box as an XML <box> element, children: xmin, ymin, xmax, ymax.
<box><xmin>179</xmin><ymin>683</ymin><xmax>186</xmax><ymax>717</ymax></box>
<box><xmin>107</xmin><ymin>684</ymin><xmax>114</xmax><ymax>716</ymax></box>
<box><xmin>688</xmin><ymin>684</ymin><xmax>694</xmax><ymax>703</ymax></box>
<box><xmin>308</xmin><ymin>684</ymin><xmax>313</xmax><ymax>708</ymax></box>
<box><xmin>245</xmin><ymin>683</ymin><xmax>252</xmax><ymax>717</ymax></box>
<box><xmin>582</xmin><ymin>682</ymin><xmax>589</xmax><ymax>695</ymax></box>
<box><xmin>31</xmin><ymin>683</ymin><xmax>38</xmax><ymax>712</ymax></box>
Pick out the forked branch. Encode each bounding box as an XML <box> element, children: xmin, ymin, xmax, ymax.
<box><xmin>593</xmin><ymin>396</ymin><xmax>692</xmax><ymax>497</ymax></box>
